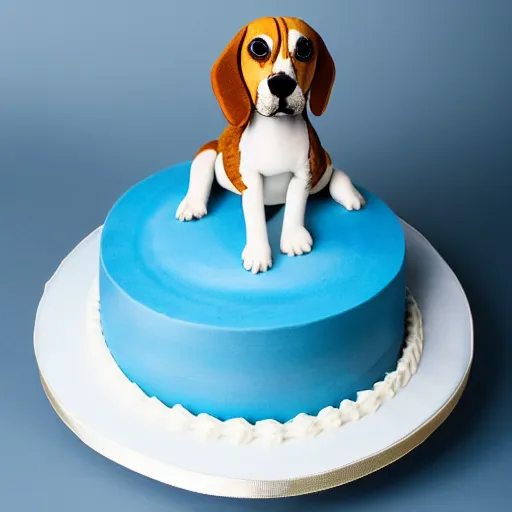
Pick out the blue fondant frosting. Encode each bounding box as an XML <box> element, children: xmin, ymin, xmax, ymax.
<box><xmin>99</xmin><ymin>162</ymin><xmax>406</xmax><ymax>423</ymax></box>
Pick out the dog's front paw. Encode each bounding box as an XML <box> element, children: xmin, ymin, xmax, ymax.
<box><xmin>242</xmin><ymin>242</ymin><xmax>273</xmax><ymax>274</ymax></box>
<box><xmin>330</xmin><ymin>171</ymin><xmax>366</xmax><ymax>211</ymax></box>
<box><xmin>333</xmin><ymin>183</ymin><xmax>366</xmax><ymax>211</ymax></box>
<box><xmin>175</xmin><ymin>196</ymin><xmax>207</xmax><ymax>221</ymax></box>
<box><xmin>280</xmin><ymin>226</ymin><xmax>313</xmax><ymax>256</ymax></box>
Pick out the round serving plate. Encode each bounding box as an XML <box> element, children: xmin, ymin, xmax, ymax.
<box><xmin>34</xmin><ymin>222</ymin><xmax>472</xmax><ymax>499</ymax></box>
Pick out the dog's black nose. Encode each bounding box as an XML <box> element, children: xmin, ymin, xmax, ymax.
<box><xmin>267</xmin><ymin>73</ymin><xmax>297</xmax><ymax>99</ymax></box>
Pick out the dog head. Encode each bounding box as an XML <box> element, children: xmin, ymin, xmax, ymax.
<box><xmin>211</xmin><ymin>17</ymin><xmax>336</xmax><ymax>126</ymax></box>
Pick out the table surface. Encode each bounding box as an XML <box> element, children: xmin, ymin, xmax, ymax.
<box><xmin>1</xmin><ymin>1</ymin><xmax>511</xmax><ymax>510</ymax></box>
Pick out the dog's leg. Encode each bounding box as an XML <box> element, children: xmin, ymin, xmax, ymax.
<box><xmin>329</xmin><ymin>168</ymin><xmax>366</xmax><ymax>211</ymax></box>
<box><xmin>241</xmin><ymin>172</ymin><xmax>272</xmax><ymax>274</ymax></box>
<box><xmin>176</xmin><ymin>149</ymin><xmax>217</xmax><ymax>221</ymax></box>
<box><xmin>280</xmin><ymin>172</ymin><xmax>313</xmax><ymax>256</ymax></box>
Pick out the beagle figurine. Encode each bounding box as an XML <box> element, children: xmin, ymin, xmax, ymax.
<box><xmin>176</xmin><ymin>16</ymin><xmax>365</xmax><ymax>274</ymax></box>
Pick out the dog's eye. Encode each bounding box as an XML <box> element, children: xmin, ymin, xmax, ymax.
<box><xmin>248</xmin><ymin>38</ymin><xmax>270</xmax><ymax>60</ymax></box>
<box><xmin>294</xmin><ymin>36</ymin><xmax>313</xmax><ymax>62</ymax></box>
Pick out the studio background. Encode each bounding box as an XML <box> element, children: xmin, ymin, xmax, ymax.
<box><xmin>1</xmin><ymin>1</ymin><xmax>510</xmax><ymax>510</ymax></box>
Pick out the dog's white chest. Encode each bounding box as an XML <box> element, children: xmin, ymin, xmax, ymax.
<box><xmin>239</xmin><ymin>114</ymin><xmax>310</xmax><ymax>176</ymax></box>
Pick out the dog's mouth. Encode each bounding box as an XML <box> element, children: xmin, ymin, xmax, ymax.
<box><xmin>275</xmin><ymin>101</ymin><xmax>295</xmax><ymax>115</ymax></box>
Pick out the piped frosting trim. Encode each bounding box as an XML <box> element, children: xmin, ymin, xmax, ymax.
<box><xmin>86</xmin><ymin>279</ymin><xmax>423</xmax><ymax>446</ymax></box>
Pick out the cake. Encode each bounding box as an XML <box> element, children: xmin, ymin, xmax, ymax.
<box><xmin>94</xmin><ymin>16</ymin><xmax>423</xmax><ymax>443</ymax></box>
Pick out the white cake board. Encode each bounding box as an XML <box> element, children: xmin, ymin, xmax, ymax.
<box><xmin>34</xmin><ymin>222</ymin><xmax>473</xmax><ymax>499</ymax></box>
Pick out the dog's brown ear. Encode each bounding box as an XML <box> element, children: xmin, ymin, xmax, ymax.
<box><xmin>211</xmin><ymin>26</ymin><xmax>252</xmax><ymax>127</ymax></box>
<box><xmin>309</xmin><ymin>34</ymin><xmax>336</xmax><ymax>116</ymax></box>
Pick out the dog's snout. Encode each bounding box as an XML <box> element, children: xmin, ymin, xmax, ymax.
<box><xmin>267</xmin><ymin>73</ymin><xmax>297</xmax><ymax>99</ymax></box>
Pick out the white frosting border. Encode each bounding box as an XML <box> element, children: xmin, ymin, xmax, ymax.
<box><xmin>86</xmin><ymin>279</ymin><xmax>423</xmax><ymax>446</ymax></box>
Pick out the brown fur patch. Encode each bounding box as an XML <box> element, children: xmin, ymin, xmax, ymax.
<box><xmin>218</xmin><ymin>125</ymin><xmax>247</xmax><ymax>192</ymax></box>
<box><xmin>195</xmin><ymin>140</ymin><xmax>218</xmax><ymax>157</ymax></box>
<box><xmin>276</xmin><ymin>17</ymin><xmax>289</xmax><ymax>58</ymax></box>
<box><xmin>211</xmin><ymin>26</ymin><xmax>253</xmax><ymax>127</ymax></box>
<box><xmin>306</xmin><ymin>30</ymin><xmax>335</xmax><ymax>116</ymax></box>
<box><xmin>304</xmin><ymin>113</ymin><xmax>328</xmax><ymax>188</ymax></box>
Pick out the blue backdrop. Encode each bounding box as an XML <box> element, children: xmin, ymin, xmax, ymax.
<box><xmin>1</xmin><ymin>0</ymin><xmax>510</xmax><ymax>510</ymax></box>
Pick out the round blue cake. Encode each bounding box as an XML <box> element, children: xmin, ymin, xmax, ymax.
<box><xmin>99</xmin><ymin>162</ymin><xmax>406</xmax><ymax>423</ymax></box>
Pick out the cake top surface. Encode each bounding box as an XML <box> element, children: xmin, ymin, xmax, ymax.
<box><xmin>100</xmin><ymin>162</ymin><xmax>405</xmax><ymax>330</ymax></box>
